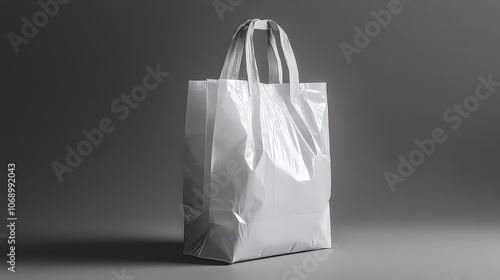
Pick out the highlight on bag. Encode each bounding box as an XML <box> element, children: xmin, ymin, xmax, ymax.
<box><xmin>182</xmin><ymin>19</ymin><xmax>332</xmax><ymax>263</ymax></box>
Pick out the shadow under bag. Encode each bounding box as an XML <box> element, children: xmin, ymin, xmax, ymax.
<box><xmin>183</xmin><ymin>19</ymin><xmax>331</xmax><ymax>263</ymax></box>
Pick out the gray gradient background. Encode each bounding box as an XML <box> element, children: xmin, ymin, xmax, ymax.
<box><xmin>1</xmin><ymin>0</ymin><xmax>500</xmax><ymax>279</ymax></box>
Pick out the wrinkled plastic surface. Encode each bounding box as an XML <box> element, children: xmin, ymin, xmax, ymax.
<box><xmin>183</xmin><ymin>19</ymin><xmax>331</xmax><ymax>263</ymax></box>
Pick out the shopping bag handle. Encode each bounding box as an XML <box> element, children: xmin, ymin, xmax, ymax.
<box><xmin>245</xmin><ymin>19</ymin><xmax>300</xmax><ymax>100</ymax></box>
<box><xmin>220</xmin><ymin>19</ymin><xmax>283</xmax><ymax>83</ymax></box>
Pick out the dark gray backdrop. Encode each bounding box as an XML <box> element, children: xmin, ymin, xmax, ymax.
<box><xmin>1</xmin><ymin>0</ymin><xmax>499</xmax><ymax>279</ymax></box>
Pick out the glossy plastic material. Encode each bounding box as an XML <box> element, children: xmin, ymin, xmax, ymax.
<box><xmin>183</xmin><ymin>19</ymin><xmax>331</xmax><ymax>263</ymax></box>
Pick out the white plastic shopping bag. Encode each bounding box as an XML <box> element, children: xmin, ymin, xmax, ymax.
<box><xmin>183</xmin><ymin>19</ymin><xmax>331</xmax><ymax>263</ymax></box>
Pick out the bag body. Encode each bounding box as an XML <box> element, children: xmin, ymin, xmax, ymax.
<box><xmin>183</xmin><ymin>19</ymin><xmax>331</xmax><ymax>263</ymax></box>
